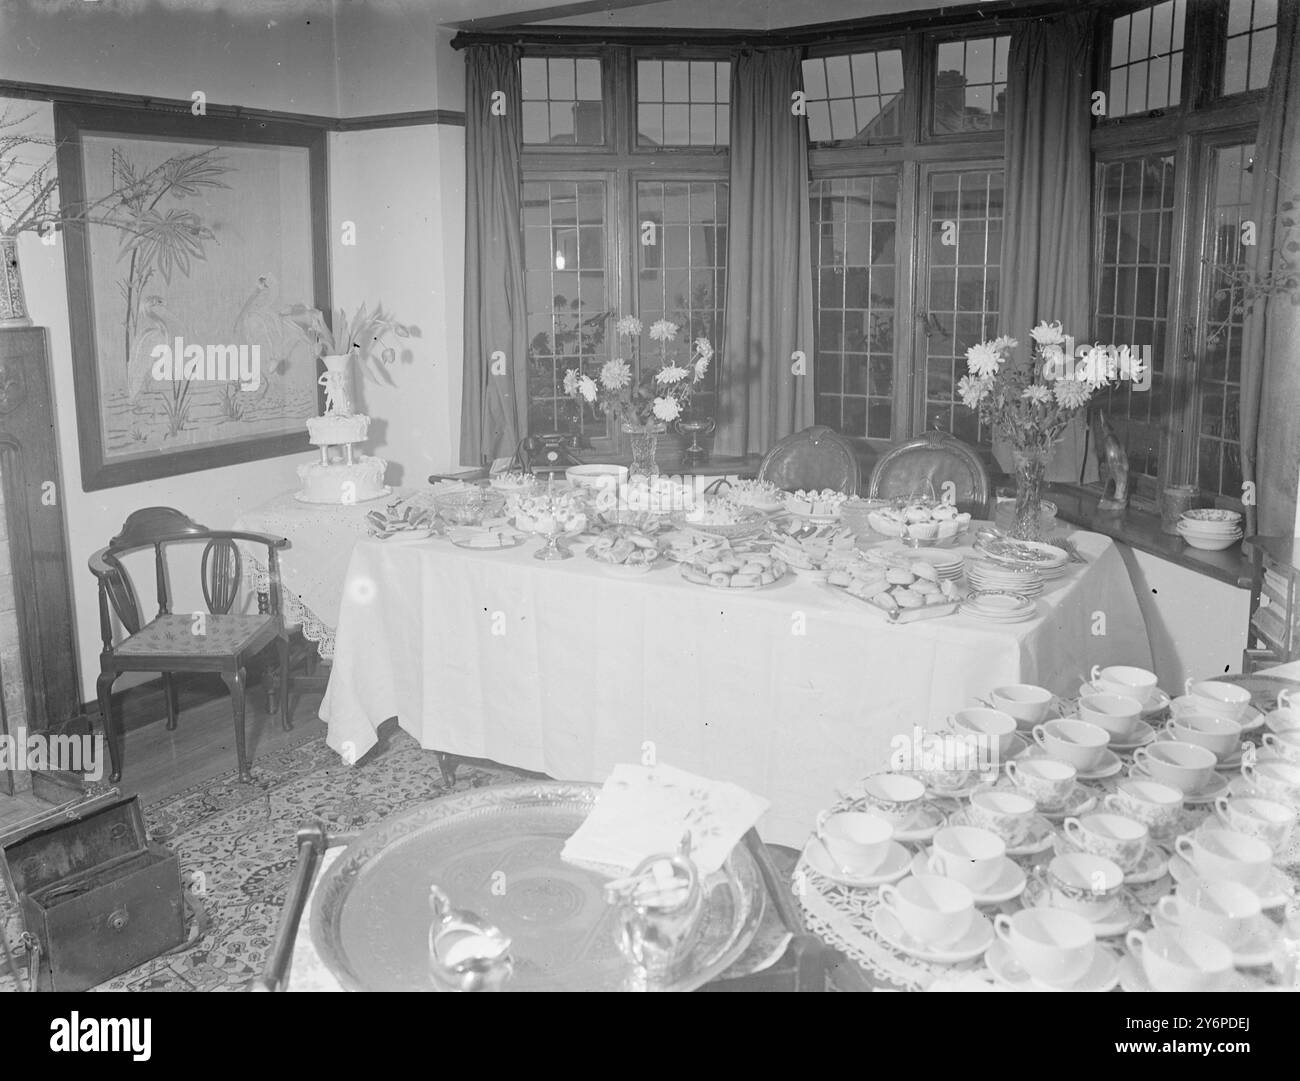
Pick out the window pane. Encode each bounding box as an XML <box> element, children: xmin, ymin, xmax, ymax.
<box><xmin>811</xmin><ymin>175</ymin><xmax>899</xmax><ymax>440</ymax></box>
<box><xmin>802</xmin><ymin>48</ymin><xmax>905</xmax><ymax>147</ymax></box>
<box><xmin>521</xmin><ymin>55</ymin><xmax>605</xmax><ymax>145</ymax></box>
<box><xmin>637</xmin><ymin>59</ymin><xmax>730</xmax><ymax>146</ymax></box>
<box><xmin>1107</xmin><ymin>1</ymin><xmax>1186</xmax><ymax>118</ymax></box>
<box><xmin>522</xmin><ymin>181</ymin><xmax>610</xmax><ymax>436</ymax></box>
<box><xmin>932</xmin><ymin>36</ymin><xmax>1010</xmax><ymax>134</ymax></box>
<box><xmin>1224</xmin><ymin>0</ymin><xmax>1278</xmax><ymax>95</ymax></box>
<box><xmin>636</xmin><ymin>181</ymin><xmax>728</xmax><ymax>414</ymax></box>
<box><xmin>1092</xmin><ymin>154</ymin><xmax>1177</xmax><ymax>488</ymax></box>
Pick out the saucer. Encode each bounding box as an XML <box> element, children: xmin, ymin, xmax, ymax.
<box><xmin>910</xmin><ymin>851</ymin><xmax>1026</xmax><ymax>905</ymax></box>
<box><xmin>890</xmin><ymin>802</ymin><xmax>947</xmax><ymax>843</ymax></box>
<box><xmin>1016</xmin><ymin>745</ymin><xmax>1122</xmax><ymax>781</ymax></box>
<box><xmin>985</xmin><ymin>939</ymin><xmax>1120</xmax><ymax>992</ymax></box>
<box><xmin>1168</xmin><ymin>853</ymin><xmax>1295</xmax><ymax>909</ymax></box>
<box><xmin>1118</xmin><ymin>955</ymin><xmax>1266</xmax><ymax>993</ymax></box>
<box><xmin>872</xmin><ymin>906</ymin><xmax>994</xmax><ymax>964</ymax></box>
<box><xmin>1151</xmin><ymin>908</ymin><xmax>1281</xmax><ymax>969</ymax></box>
<box><xmin>1078</xmin><ymin>683</ymin><xmax>1171</xmax><ymax>719</ymax></box>
<box><xmin>1129</xmin><ymin>764</ymin><xmax>1231</xmax><ymax>804</ymax></box>
<box><xmin>1051</xmin><ymin>836</ymin><xmax>1170</xmax><ymax>884</ymax></box>
<box><xmin>1108</xmin><ymin>720</ymin><xmax>1157</xmax><ymax>752</ymax></box>
<box><xmin>1021</xmin><ymin>874</ymin><xmax>1145</xmax><ymax>937</ymax></box>
<box><xmin>805</xmin><ymin>837</ymin><xmax>913</xmax><ymax>887</ymax></box>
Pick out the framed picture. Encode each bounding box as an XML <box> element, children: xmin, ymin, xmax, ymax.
<box><xmin>55</xmin><ymin>103</ymin><xmax>330</xmax><ymax>490</ymax></box>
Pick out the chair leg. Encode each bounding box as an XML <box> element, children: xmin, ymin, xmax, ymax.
<box><xmin>162</xmin><ymin>672</ymin><xmax>180</xmax><ymax>731</ymax></box>
<box><xmin>97</xmin><ymin>671</ymin><xmax>121</xmax><ymax>784</ymax></box>
<box><xmin>278</xmin><ymin>633</ymin><xmax>292</xmax><ymax>732</ymax></box>
<box><xmin>222</xmin><ymin>665</ymin><xmax>252</xmax><ymax>783</ymax></box>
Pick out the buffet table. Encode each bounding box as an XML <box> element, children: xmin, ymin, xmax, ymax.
<box><xmin>320</xmin><ymin>527</ymin><xmax>1151</xmax><ymax>846</ymax></box>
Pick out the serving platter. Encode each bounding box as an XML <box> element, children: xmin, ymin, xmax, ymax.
<box><xmin>310</xmin><ymin>781</ymin><xmax>765</xmax><ymax>992</ymax></box>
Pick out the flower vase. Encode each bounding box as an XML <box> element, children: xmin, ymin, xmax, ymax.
<box><xmin>0</xmin><ymin>236</ymin><xmax>32</xmax><ymax>328</ymax></box>
<box><xmin>1010</xmin><ymin>449</ymin><xmax>1048</xmax><ymax>541</ymax></box>
<box><xmin>624</xmin><ymin>422</ymin><xmax>665</xmax><ymax>479</ymax></box>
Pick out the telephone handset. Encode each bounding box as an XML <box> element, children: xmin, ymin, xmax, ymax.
<box><xmin>514</xmin><ymin>433</ymin><xmax>583</xmax><ymax>475</ymax></box>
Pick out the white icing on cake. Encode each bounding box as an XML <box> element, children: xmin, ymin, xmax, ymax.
<box><xmin>296</xmin><ymin>455</ymin><xmax>388</xmax><ymax>504</ymax></box>
<box><xmin>308</xmin><ymin>413</ymin><xmax>370</xmax><ymax>446</ymax></box>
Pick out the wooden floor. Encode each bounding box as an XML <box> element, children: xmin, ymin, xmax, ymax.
<box><xmin>0</xmin><ymin>674</ymin><xmax>327</xmax><ymax>830</ymax></box>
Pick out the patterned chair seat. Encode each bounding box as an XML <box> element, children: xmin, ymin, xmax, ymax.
<box><xmin>115</xmin><ymin>613</ymin><xmax>276</xmax><ymax>656</ymax></box>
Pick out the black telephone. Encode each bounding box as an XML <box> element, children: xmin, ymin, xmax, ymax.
<box><xmin>514</xmin><ymin>433</ymin><xmax>584</xmax><ymax>475</ymax></box>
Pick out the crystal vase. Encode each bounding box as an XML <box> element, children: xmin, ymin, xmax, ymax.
<box><xmin>1010</xmin><ymin>449</ymin><xmax>1049</xmax><ymax>541</ymax></box>
<box><xmin>624</xmin><ymin>422</ymin><xmax>665</xmax><ymax>479</ymax></box>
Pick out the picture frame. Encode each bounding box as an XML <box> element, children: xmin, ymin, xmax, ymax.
<box><xmin>54</xmin><ymin>103</ymin><xmax>330</xmax><ymax>491</ymax></box>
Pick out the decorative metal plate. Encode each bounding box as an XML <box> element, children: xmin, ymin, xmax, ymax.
<box><xmin>310</xmin><ymin>781</ymin><xmax>765</xmax><ymax>992</ymax></box>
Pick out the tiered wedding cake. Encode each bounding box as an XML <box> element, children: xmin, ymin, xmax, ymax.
<box><xmin>296</xmin><ymin>353</ymin><xmax>389</xmax><ymax>504</ymax></box>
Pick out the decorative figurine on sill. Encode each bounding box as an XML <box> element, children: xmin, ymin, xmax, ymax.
<box><xmin>1092</xmin><ymin>409</ymin><xmax>1130</xmax><ymax>512</ymax></box>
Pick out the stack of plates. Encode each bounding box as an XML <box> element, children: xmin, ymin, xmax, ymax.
<box><xmin>894</xmin><ymin>547</ymin><xmax>964</xmax><ymax>581</ymax></box>
<box><xmin>1177</xmin><ymin>509</ymin><xmax>1243</xmax><ymax>551</ymax></box>
<box><xmin>965</xmin><ymin>558</ymin><xmax>1044</xmax><ymax>597</ymax></box>
<box><xmin>959</xmin><ymin>590</ymin><xmax>1038</xmax><ymax>624</ymax></box>
<box><xmin>973</xmin><ymin>537</ymin><xmax>1070</xmax><ymax>580</ymax></box>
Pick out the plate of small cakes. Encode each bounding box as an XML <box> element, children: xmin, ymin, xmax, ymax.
<box><xmin>678</xmin><ymin>547</ymin><xmax>788</xmax><ymax>589</ymax></box>
<box><xmin>782</xmin><ymin>488</ymin><xmax>850</xmax><ymax>521</ymax></box>
<box><xmin>866</xmin><ymin>500</ymin><xmax>972</xmax><ymax>546</ymax></box>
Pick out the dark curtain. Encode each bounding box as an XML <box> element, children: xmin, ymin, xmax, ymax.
<box><xmin>459</xmin><ymin>44</ymin><xmax>529</xmax><ymax>466</ymax></box>
<box><xmin>715</xmin><ymin>49</ymin><xmax>815</xmax><ymax>457</ymax></box>
<box><xmin>1240</xmin><ymin>2</ymin><xmax>1300</xmax><ymax>536</ymax></box>
<box><xmin>997</xmin><ymin>9</ymin><xmax>1098</xmax><ymax>483</ymax></box>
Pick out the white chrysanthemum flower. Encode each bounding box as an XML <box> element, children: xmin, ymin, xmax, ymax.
<box><xmin>600</xmin><ymin>359</ymin><xmax>631</xmax><ymax>390</ymax></box>
<box><xmin>965</xmin><ymin>342</ymin><xmax>1003</xmax><ymax>378</ymax></box>
<box><xmin>615</xmin><ymin>315</ymin><xmax>643</xmax><ymax>338</ymax></box>
<box><xmin>649</xmin><ymin>319</ymin><xmax>679</xmax><ymax>342</ymax></box>
<box><xmin>1077</xmin><ymin>345</ymin><xmax>1118</xmax><ymax>388</ymax></box>
<box><xmin>694</xmin><ymin>337</ymin><xmax>714</xmax><ymax>360</ymax></box>
<box><xmin>1030</xmin><ymin>320</ymin><xmax>1066</xmax><ymax>347</ymax></box>
<box><xmin>578</xmin><ymin>375</ymin><xmax>598</xmax><ymax>403</ymax></box>
<box><xmin>652</xmin><ymin>396</ymin><xmax>681</xmax><ymax>422</ymax></box>
<box><xmin>957</xmin><ymin>374</ymin><xmax>990</xmax><ymax>408</ymax></box>
<box><xmin>694</xmin><ymin>356</ymin><xmax>710</xmax><ymax>380</ymax></box>
<box><xmin>1053</xmin><ymin>378</ymin><xmax>1090</xmax><ymax>410</ymax></box>
<box><xmin>1116</xmin><ymin>344</ymin><xmax>1145</xmax><ymax>385</ymax></box>
<box><xmin>655</xmin><ymin>364</ymin><xmax>689</xmax><ymax>385</ymax></box>
<box><xmin>1022</xmin><ymin>385</ymin><xmax>1053</xmax><ymax>404</ymax></box>
<box><xmin>991</xmin><ymin>335</ymin><xmax>1019</xmax><ymax>354</ymax></box>
<box><xmin>562</xmin><ymin>369</ymin><xmax>579</xmax><ymax>396</ymax></box>
<box><xmin>1039</xmin><ymin>342</ymin><xmax>1066</xmax><ymax>380</ymax></box>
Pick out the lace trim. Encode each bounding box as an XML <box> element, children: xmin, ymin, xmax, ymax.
<box><xmin>246</xmin><ymin>557</ymin><xmax>335</xmax><ymax>661</ymax></box>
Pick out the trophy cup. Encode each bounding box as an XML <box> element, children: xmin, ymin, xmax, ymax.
<box><xmin>675</xmin><ymin>417</ymin><xmax>714</xmax><ymax>469</ymax></box>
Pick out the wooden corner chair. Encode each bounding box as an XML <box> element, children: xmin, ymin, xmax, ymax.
<box><xmin>757</xmin><ymin>426</ymin><xmax>861</xmax><ymax>496</ymax></box>
<box><xmin>89</xmin><ymin>507</ymin><xmax>291</xmax><ymax>784</ymax></box>
<box><xmin>868</xmin><ymin>430</ymin><xmax>991</xmax><ymax>518</ymax></box>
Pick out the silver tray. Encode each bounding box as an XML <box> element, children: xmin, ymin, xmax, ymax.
<box><xmin>310</xmin><ymin>781</ymin><xmax>765</xmax><ymax>991</ymax></box>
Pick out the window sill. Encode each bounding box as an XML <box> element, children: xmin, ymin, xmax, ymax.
<box><xmin>1044</xmin><ymin>484</ymin><xmax>1250</xmax><ymax>589</ymax></box>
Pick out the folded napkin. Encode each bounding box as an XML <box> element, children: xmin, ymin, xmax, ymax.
<box><xmin>562</xmin><ymin>763</ymin><xmax>769</xmax><ymax>877</ymax></box>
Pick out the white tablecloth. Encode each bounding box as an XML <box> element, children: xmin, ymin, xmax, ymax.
<box><xmin>320</xmin><ymin>530</ymin><xmax>1152</xmax><ymax>846</ymax></box>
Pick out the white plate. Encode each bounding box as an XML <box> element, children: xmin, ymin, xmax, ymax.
<box><xmin>909</xmin><ymin>851</ymin><xmax>1026</xmax><ymax>905</ymax></box>
<box><xmin>1020</xmin><ymin>875</ymin><xmax>1145</xmax><ymax>938</ymax></box>
<box><xmin>1151</xmin><ymin>908</ymin><xmax>1280</xmax><ymax>969</ymax></box>
<box><xmin>1128</xmin><ymin>763</ymin><xmax>1231</xmax><ymax>804</ymax></box>
<box><xmin>1168</xmin><ymin>853</ymin><xmax>1295</xmax><ymax>910</ymax></box>
<box><xmin>872</xmin><ymin>906</ymin><xmax>994</xmax><ymax>964</ymax></box>
<box><xmin>985</xmin><ymin>939</ymin><xmax>1119</xmax><ymax>992</ymax></box>
<box><xmin>804</xmin><ymin>837</ymin><xmax>912</xmax><ymax>887</ymax></box>
<box><xmin>448</xmin><ymin>530</ymin><xmax>528</xmax><ymax>550</ymax></box>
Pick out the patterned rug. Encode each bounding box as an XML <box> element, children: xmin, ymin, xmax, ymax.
<box><xmin>3</xmin><ymin>727</ymin><xmax>531</xmax><ymax>992</ymax></box>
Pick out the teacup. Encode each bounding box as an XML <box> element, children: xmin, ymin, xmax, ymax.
<box><xmin>1156</xmin><ymin>879</ymin><xmax>1262</xmax><ymax>945</ymax></box>
<box><xmin>1184</xmin><ymin>678</ymin><xmax>1252</xmax><ymax>722</ymax></box>
<box><xmin>1032</xmin><ymin>719</ymin><xmax>1109</xmax><ymax>772</ymax></box>
<box><xmin>994</xmin><ymin>908</ymin><xmax>1096</xmax><ymax>989</ymax></box>
<box><xmin>1044</xmin><ymin>852</ymin><xmax>1125</xmax><ymax>918</ymax></box>
<box><xmin>1126</xmin><ymin>926</ymin><xmax>1235</xmax><ymax>992</ymax></box>
<box><xmin>1241</xmin><ymin>758</ymin><xmax>1300</xmax><ymax>806</ymax></box>
<box><xmin>1214</xmin><ymin>794</ymin><xmax>1297</xmax><ymax>852</ymax></box>
<box><xmin>1174</xmin><ymin>827</ymin><xmax>1272</xmax><ymax>891</ymax></box>
<box><xmin>1078</xmin><ymin>694</ymin><xmax>1143</xmax><ymax>742</ymax></box>
<box><xmin>1264</xmin><ymin>706</ymin><xmax>1300</xmax><ymax>734</ymax></box>
<box><xmin>1091</xmin><ymin>665</ymin><xmax>1158</xmax><ymax>707</ymax></box>
<box><xmin>989</xmin><ymin>684</ymin><xmax>1054</xmax><ymax>727</ymax></box>
<box><xmin>1262</xmin><ymin>729</ymin><xmax>1300</xmax><ymax>764</ymax></box>
<box><xmin>927</xmin><ymin>825</ymin><xmax>1007</xmax><ymax>892</ymax></box>
<box><xmin>878</xmin><ymin>874</ymin><xmax>975</xmax><ymax>948</ymax></box>
<box><xmin>815</xmin><ymin>810</ymin><xmax>894</xmax><ymax>874</ymax></box>
<box><xmin>1132</xmin><ymin>740</ymin><xmax>1217</xmax><ymax>795</ymax></box>
<box><xmin>1006</xmin><ymin>757</ymin><xmax>1077</xmax><ymax>809</ymax></box>
<box><xmin>949</xmin><ymin>708</ymin><xmax>1018</xmax><ymax>760</ymax></box>
<box><xmin>1165</xmin><ymin>713</ymin><xmax>1245</xmax><ymax>761</ymax></box>
<box><xmin>1104</xmin><ymin>778</ymin><xmax>1184</xmax><ymax>833</ymax></box>
<box><xmin>1062</xmin><ymin>812</ymin><xmax>1149</xmax><ymax>872</ymax></box>
<box><xmin>860</xmin><ymin>773</ymin><xmax>927</xmax><ymax>822</ymax></box>
<box><xmin>967</xmin><ymin>787</ymin><xmax>1037</xmax><ymax>845</ymax></box>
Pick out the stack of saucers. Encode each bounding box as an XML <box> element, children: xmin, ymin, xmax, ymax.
<box><xmin>899</xmin><ymin>547</ymin><xmax>964</xmax><ymax>581</ymax></box>
<box><xmin>1177</xmin><ymin>509</ymin><xmax>1243</xmax><ymax>551</ymax></box>
<box><xmin>959</xmin><ymin>590</ymin><xmax>1038</xmax><ymax>624</ymax></box>
<box><xmin>965</xmin><ymin>558</ymin><xmax>1044</xmax><ymax>598</ymax></box>
<box><xmin>973</xmin><ymin>536</ymin><xmax>1070</xmax><ymax>580</ymax></box>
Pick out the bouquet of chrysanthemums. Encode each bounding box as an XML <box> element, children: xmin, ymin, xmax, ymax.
<box><xmin>564</xmin><ymin>315</ymin><xmax>713</xmax><ymax>431</ymax></box>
